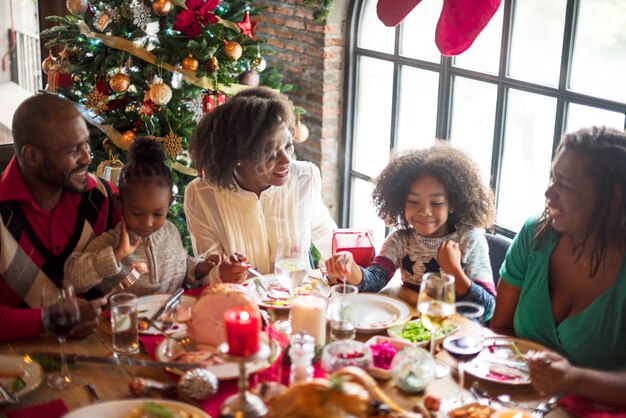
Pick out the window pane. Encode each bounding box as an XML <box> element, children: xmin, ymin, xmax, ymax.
<box><xmin>352</xmin><ymin>56</ymin><xmax>394</xmax><ymax>178</ymax></box>
<box><xmin>396</xmin><ymin>66</ymin><xmax>439</xmax><ymax>151</ymax></box>
<box><xmin>566</xmin><ymin>104</ymin><xmax>625</xmax><ymax>133</ymax></box>
<box><xmin>508</xmin><ymin>0</ymin><xmax>566</xmax><ymax>86</ymax></box>
<box><xmin>449</xmin><ymin>77</ymin><xmax>498</xmax><ymax>186</ymax></box>
<box><xmin>498</xmin><ymin>90</ymin><xmax>556</xmax><ymax>230</ymax></box>
<box><xmin>452</xmin><ymin>3</ymin><xmax>504</xmax><ymax>74</ymax></box>
<box><xmin>399</xmin><ymin>0</ymin><xmax>441</xmax><ymax>63</ymax></box>
<box><xmin>349</xmin><ymin>177</ymin><xmax>386</xmax><ymax>249</ymax></box>
<box><xmin>357</xmin><ymin>0</ymin><xmax>395</xmax><ymax>54</ymax></box>
<box><xmin>570</xmin><ymin>0</ymin><xmax>626</xmax><ymax>102</ymax></box>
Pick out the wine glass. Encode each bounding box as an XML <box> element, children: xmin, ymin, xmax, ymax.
<box><xmin>274</xmin><ymin>243</ymin><xmax>309</xmax><ymax>297</ymax></box>
<box><xmin>442</xmin><ymin>301</ymin><xmax>486</xmax><ymax>410</ymax></box>
<box><xmin>417</xmin><ymin>272</ymin><xmax>456</xmax><ymax>378</ymax></box>
<box><xmin>40</xmin><ymin>285</ymin><xmax>81</xmax><ymax>390</ymax></box>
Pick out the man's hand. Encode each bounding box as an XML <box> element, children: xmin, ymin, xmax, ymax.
<box><xmin>114</xmin><ymin>222</ymin><xmax>139</xmax><ymax>262</ymax></box>
<box><xmin>68</xmin><ymin>297</ymin><xmax>106</xmax><ymax>339</ymax></box>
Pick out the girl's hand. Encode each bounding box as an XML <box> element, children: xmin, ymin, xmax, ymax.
<box><xmin>528</xmin><ymin>350</ymin><xmax>575</xmax><ymax>395</ymax></box>
<box><xmin>114</xmin><ymin>222</ymin><xmax>140</xmax><ymax>262</ymax></box>
<box><xmin>325</xmin><ymin>252</ymin><xmax>361</xmax><ymax>285</ymax></box>
<box><xmin>436</xmin><ymin>240</ymin><xmax>462</xmax><ymax>275</ymax></box>
<box><xmin>218</xmin><ymin>252</ymin><xmax>249</xmax><ymax>284</ymax></box>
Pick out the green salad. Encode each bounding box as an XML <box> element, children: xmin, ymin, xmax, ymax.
<box><xmin>399</xmin><ymin>320</ymin><xmax>455</xmax><ymax>343</ymax></box>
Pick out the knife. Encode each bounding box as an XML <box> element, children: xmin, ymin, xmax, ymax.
<box><xmin>149</xmin><ymin>288</ymin><xmax>184</xmax><ymax>323</ymax></box>
<box><xmin>29</xmin><ymin>352</ymin><xmax>203</xmax><ymax>370</ymax></box>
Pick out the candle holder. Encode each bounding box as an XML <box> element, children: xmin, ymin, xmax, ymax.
<box><xmin>218</xmin><ymin>342</ymin><xmax>270</xmax><ymax>418</ymax></box>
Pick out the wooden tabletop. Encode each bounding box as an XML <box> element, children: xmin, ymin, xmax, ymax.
<box><xmin>0</xmin><ymin>277</ymin><xmax>569</xmax><ymax>417</ymax></box>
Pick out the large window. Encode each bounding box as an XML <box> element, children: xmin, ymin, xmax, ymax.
<box><xmin>342</xmin><ymin>0</ymin><xmax>626</xmax><ymax>244</ymax></box>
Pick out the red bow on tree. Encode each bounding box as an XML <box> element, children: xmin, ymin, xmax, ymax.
<box><xmin>173</xmin><ymin>0</ymin><xmax>219</xmax><ymax>39</ymax></box>
<box><xmin>376</xmin><ymin>0</ymin><xmax>502</xmax><ymax>56</ymax></box>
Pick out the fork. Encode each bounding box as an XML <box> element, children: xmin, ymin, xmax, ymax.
<box><xmin>138</xmin><ymin>316</ymin><xmax>198</xmax><ymax>352</ymax></box>
<box><xmin>531</xmin><ymin>395</ymin><xmax>560</xmax><ymax>418</ymax></box>
<box><xmin>0</xmin><ymin>382</ymin><xmax>19</xmax><ymax>404</ymax></box>
<box><xmin>102</xmin><ymin>269</ymin><xmax>140</xmax><ymax>300</ymax></box>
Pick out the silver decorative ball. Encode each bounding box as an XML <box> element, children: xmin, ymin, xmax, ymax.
<box><xmin>178</xmin><ymin>369</ymin><xmax>218</xmax><ymax>400</ymax></box>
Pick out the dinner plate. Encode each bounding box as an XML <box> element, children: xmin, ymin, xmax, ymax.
<box><xmin>387</xmin><ymin>318</ymin><xmax>459</xmax><ymax>346</ymax></box>
<box><xmin>331</xmin><ymin>293</ymin><xmax>411</xmax><ymax>333</ymax></box>
<box><xmin>155</xmin><ymin>334</ymin><xmax>279</xmax><ymax>380</ymax></box>
<box><xmin>464</xmin><ymin>336</ymin><xmax>548</xmax><ymax>385</ymax></box>
<box><xmin>243</xmin><ymin>273</ymin><xmax>331</xmax><ymax>310</ymax></box>
<box><xmin>136</xmin><ymin>294</ymin><xmax>197</xmax><ymax>335</ymax></box>
<box><xmin>0</xmin><ymin>355</ymin><xmax>43</xmax><ymax>404</ymax></box>
<box><xmin>63</xmin><ymin>398</ymin><xmax>211</xmax><ymax>418</ymax></box>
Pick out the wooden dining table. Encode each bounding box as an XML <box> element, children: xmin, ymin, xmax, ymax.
<box><xmin>0</xmin><ymin>276</ymin><xmax>570</xmax><ymax>417</ymax></box>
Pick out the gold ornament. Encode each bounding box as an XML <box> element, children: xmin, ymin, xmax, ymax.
<box><xmin>121</xmin><ymin>130</ymin><xmax>136</xmax><ymax>147</ymax></box>
<box><xmin>85</xmin><ymin>90</ymin><xmax>109</xmax><ymax>115</ymax></box>
<box><xmin>110</xmin><ymin>71</ymin><xmax>131</xmax><ymax>93</ymax></box>
<box><xmin>95</xmin><ymin>11</ymin><xmax>111</xmax><ymax>31</ymax></box>
<box><xmin>149</xmin><ymin>81</ymin><xmax>173</xmax><ymax>106</ymax></box>
<box><xmin>294</xmin><ymin>123</ymin><xmax>310</xmax><ymax>143</ymax></box>
<box><xmin>206</xmin><ymin>56</ymin><xmax>219</xmax><ymax>73</ymax></box>
<box><xmin>72</xmin><ymin>74</ymin><xmax>82</xmax><ymax>82</ymax></box>
<box><xmin>222</xmin><ymin>41</ymin><xmax>242</xmax><ymax>61</ymax></box>
<box><xmin>152</xmin><ymin>0</ymin><xmax>172</xmax><ymax>16</ymax></box>
<box><xmin>161</xmin><ymin>132</ymin><xmax>183</xmax><ymax>158</ymax></box>
<box><xmin>240</xmin><ymin>69</ymin><xmax>259</xmax><ymax>87</ymax></box>
<box><xmin>181</xmin><ymin>55</ymin><xmax>199</xmax><ymax>71</ymax></box>
<box><xmin>42</xmin><ymin>51</ymin><xmax>57</xmax><ymax>75</ymax></box>
<box><xmin>66</xmin><ymin>0</ymin><xmax>88</xmax><ymax>15</ymax></box>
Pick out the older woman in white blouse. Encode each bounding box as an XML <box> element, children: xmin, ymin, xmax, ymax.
<box><xmin>184</xmin><ymin>87</ymin><xmax>337</xmax><ymax>284</ymax></box>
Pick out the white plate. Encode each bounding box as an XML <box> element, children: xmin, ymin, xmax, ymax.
<box><xmin>155</xmin><ymin>334</ymin><xmax>279</xmax><ymax>380</ymax></box>
<box><xmin>464</xmin><ymin>336</ymin><xmax>548</xmax><ymax>385</ymax></box>
<box><xmin>136</xmin><ymin>294</ymin><xmax>197</xmax><ymax>335</ymax></box>
<box><xmin>243</xmin><ymin>274</ymin><xmax>331</xmax><ymax>310</ymax></box>
<box><xmin>0</xmin><ymin>355</ymin><xmax>43</xmax><ymax>404</ymax></box>
<box><xmin>336</xmin><ymin>294</ymin><xmax>411</xmax><ymax>333</ymax></box>
<box><xmin>387</xmin><ymin>318</ymin><xmax>460</xmax><ymax>347</ymax></box>
<box><xmin>63</xmin><ymin>399</ymin><xmax>211</xmax><ymax>418</ymax></box>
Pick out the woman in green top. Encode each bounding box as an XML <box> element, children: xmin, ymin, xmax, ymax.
<box><xmin>491</xmin><ymin>126</ymin><xmax>626</xmax><ymax>407</ymax></box>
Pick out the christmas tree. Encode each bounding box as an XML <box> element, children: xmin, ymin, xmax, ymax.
<box><xmin>40</xmin><ymin>0</ymin><xmax>296</xmax><ymax>251</ymax></box>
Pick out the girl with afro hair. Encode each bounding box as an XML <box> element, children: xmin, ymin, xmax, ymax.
<box><xmin>326</xmin><ymin>141</ymin><xmax>497</xmax><ymax>320</ymax></box>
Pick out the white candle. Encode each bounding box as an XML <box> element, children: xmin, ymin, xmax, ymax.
<box><xmin>290</xmin><ymin>295</ymin><xmax>326</xmax><ymax>346</ymax></box>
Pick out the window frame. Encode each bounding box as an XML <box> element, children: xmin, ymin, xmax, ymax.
<box><xmin>341</xmin><ymin>0</ymin><xmax>626</xmax><ymax>238</ymax></box>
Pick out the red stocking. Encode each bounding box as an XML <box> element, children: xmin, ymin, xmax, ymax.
<box><xmin>376</xmin><ymin>0</ymin><xmax>423</xmax><ymax>27</ymax></box>
<box><xmin>436</xmin><ymin>0</ymin><xmax>502</xmax><ymax>56</ymax></box>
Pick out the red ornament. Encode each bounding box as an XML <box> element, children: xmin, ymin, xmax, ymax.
<box><xmin>173</xmin><ymin>0</ymin><xmax>219</xmax><ymax>39</ymax></box>
<box><xmin>236</xmin><ymin>10</ymin><xmax>256</xmax><ymax>39</ymax></box>
<box><xmin>202</xmin><ymin>91</ymin><xmax>226</xmax><ymax>113</ymax></box>
<box><xmin>46</xmin><ymin>71</ymin><xmax>72</xmax><ymax>93</ymax></box>
<box><xmin>139</xmin><ymin>92</ymin><xmax>157</xmax><ymax>116</ymax></box>
<box><xmin>223</xmin><ymin>306</ymin><xmax>260</xmax><ymax>357</ymax></box>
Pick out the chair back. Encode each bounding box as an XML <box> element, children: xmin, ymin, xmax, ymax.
<box><xmin>485</xmin><ymin>232</ymin><xmax>512</xmax><ymax>287</ymax></box>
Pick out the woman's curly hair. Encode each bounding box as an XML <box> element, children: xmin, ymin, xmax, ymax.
<box><xmin>118</xmin><ymin>136</ymin><xmax>172</xmax><ymax>194</ymax></box>
<box><xmin>372</xmin><ymin>141</ymin><xmax>495</xmax><ymax>230</ymax></box>
<box><xmin>535</xmin><ymin>126</ymin><xmax>626</xmax><ymax>277</ymax></box>
<box><xmin>190</xmin><ymin>87</ymin><xmax>295</xmax><ymax>190</ymax></box>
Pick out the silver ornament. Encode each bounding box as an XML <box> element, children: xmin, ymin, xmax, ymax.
<box><xmin>178</xmin><ymin>369</ymin><xmax>218</xmax><ymax>400</ymax></box>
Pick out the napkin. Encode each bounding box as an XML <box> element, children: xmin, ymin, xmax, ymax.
<box><xmin>558</xmin><ymin>395</ymin><xmax>626</xmax><ymax>418</ymax></box>
<box><xmin>5</xmin><ymin>399</ymin><xmax>68</xmax><ymax>418</ymax></box>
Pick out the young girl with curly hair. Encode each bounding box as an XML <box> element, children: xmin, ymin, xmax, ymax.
<box><xmin>326</xmin><ymin>141</ymin><xmax>497</xmax><ymax>320</ymax></box>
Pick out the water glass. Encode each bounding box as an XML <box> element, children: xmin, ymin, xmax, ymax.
<box><xmin>328</xmin><ymin>284</ymin><xmax>359</xmax><ymax>341</ymax></box>
<box><xmin>110</xmin><ymin>293</ymin><xmax>139</xmax><ymax>357</ymax></box>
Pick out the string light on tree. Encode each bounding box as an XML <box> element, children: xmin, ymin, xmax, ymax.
<box><xmin>152</xmin><ymin>0</ymin><xmax>172</xmax><ymax>16</ymax></box>
<box><xmin>121</xmin><ymin>129</ymin><xmax>136</xmax><ymax>147</ymax></box>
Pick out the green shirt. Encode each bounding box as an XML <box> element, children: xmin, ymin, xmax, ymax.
<box><xmin>501</xmin><ymin>217</ymin><xmax>626</xmax><ymax>370</ymax></box>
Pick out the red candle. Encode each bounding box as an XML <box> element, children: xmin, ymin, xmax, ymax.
<box><xmin>223</xmin><ymin>306</ymin><xmax>260</xmax><ymax>356</ymax></box>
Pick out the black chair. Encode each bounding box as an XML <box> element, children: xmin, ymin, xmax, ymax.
<box><xmin>0</xmin><ymin>145</ymin><xmax>15</xmax><ymax>174</ymax></box>
<box><xmin>485</xmin><ymin>232</ymin><xmax>512</xmax><ymax>287</ymax></box>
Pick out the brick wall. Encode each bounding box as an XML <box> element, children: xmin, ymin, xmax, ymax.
<box><xmin>256</xmin><ymin>0</ymin><xmax>350</xmax><ymax>222</ymax></box>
